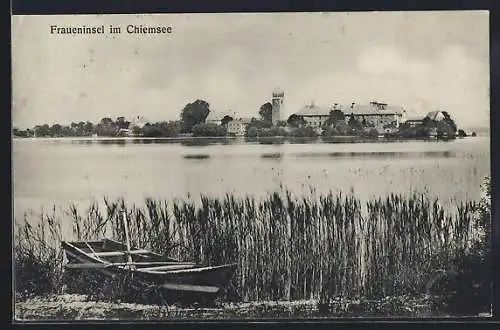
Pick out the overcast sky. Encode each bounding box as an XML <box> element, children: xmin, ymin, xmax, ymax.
<box><xmin>12</xmin><ymin>11</ymin><xmax>489</xmax><ymax>129</ymax></box>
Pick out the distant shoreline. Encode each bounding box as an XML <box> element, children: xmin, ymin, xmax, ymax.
<box><xmin>12</xmin><ymin>134</ymin><xmax>488</xmax><ymax>143</ymax></box>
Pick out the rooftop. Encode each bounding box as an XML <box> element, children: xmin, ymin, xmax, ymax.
<box><xmin>206</xmin><ymin>110</ymin><xmax>239</xmax><ymax>121</ymax></box>
<box><xmin>229</xmin><ymin>118</ymin><xmax>253</xmax><ymax>124</ymax></box>
<box><xmin>425</xmin><ymin>110</ymin><xmax>445</xmax><ymax>121</ymax></box>
<box><xmin>205</xmin><ymin>112</ymin><xmax>225</xmax><ymax>121</ymax></box>
<box><xmin>272</xmin><ymin>87</ymin><xmax>285</xmax><ymax>97</ymax></box>
<box><xmin>295</xmin><ymin>103</ymin><xmax>331</xmax><ymax>116</ymax></box>
<box><xmin>347</xmin><ymin>103</ymin><xmax>405</xmax><ymax>116</ymax></box>
<box><xmin>295</xmin><ymin>102</ymin><xmax>405</xmax><ymax>117</ymax></box>
<box><xmin>406</xmin><ymin>116</ymin><xmax>424</xmax><ymax>122</ymax></box>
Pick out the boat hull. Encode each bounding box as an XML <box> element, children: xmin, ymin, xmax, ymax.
<box><xmin>62</xmin><ymin>240</ymin><xmax>237</xmax><ymax>305</ymax></box>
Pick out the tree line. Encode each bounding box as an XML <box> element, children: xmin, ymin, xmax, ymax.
<box><xmin>14</xmin><ymin>117</ymin><xmax>133</xmax><ymax>138</ymax></box>
<box><xmin>12</xmin><ymin>98</ymin><xmax>464</xmax><ymax>139</ymax></box>
<box><xmin>13</xmin><ymin>99</ymin><xmax>284</xmax><ymax>138</ymax></box>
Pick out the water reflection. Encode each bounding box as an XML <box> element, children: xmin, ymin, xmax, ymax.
<box><xmin>257</xmin><ymin>139</ymin><xmax>286</xmax><ymax>145</ymax></box>
<box><xmin>63</xmin><ymin>136</ymin><xmax>459</xmax><ymax>147</ymax></box>
<box><xmin>287</xmin><ymin>138</ymin><xmax>320</xmax><ymax>145</ymax></box>
<box><xmin>71</xmin><ymin>140</ymin><xmax>93</xmax><ymax>145</ymax></box>
<box><xmin>293</xmin><ymin>151</ymin><xmax>457</xmax><ymax>158</ymax></box>
<box><xmin>183</xmin><ymin>154</ymin><xmax>211</xmax><ymax>160</ymax></box>
<box><xmin>180</xmin><ymin>138</ymin><xmax>234</xmax><ymax>147</ymax></box>
<box><xmin>100</xmin><ymin>139</ymin><xmax>126</xmax><ymax>145</ymax></box>
<box><xmin>261</xmin><ymin>153</ymin><xmax>284</xmax><ymax>159</ymax></box>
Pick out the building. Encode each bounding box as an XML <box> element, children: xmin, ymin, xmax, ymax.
<box><xmin>294</xmin><ymin>101</ymin><xmax>406</xmax><ymax>134</ymax></box>
<box><xmin>205</xmin><ymin>112</ymin><xmax>225</xmax><ymax>126</ymax></box>
<box><xmin>345</xmin><ymin>101</ymin><xmax>406</xmax><ymax>133</ymax></box>
<box><xmin>429</xmin><ymin>127</ymin><xmax>438</xmax><ymax>138</ymax></box>
<box><xmin>117</xmin><ymin>128</ymin><xmax>132</xmax><ymax>137</ymax></box>
<box><xmin>129</xmin><ymin>116</ymin><xmax>148</xmax><ymax>129</ymax></box>
<box><xmin>404</xmin><ymin>116</ymin><xmax>424</xmax><ymax>128</ymax></box>
<box><xmin>401</xmin><ymin>111</ymin><xmax>446</xmax><ymax>128</ymax></box>
<box><xmin>206</xmin><ymin>110</ymin><xmax>238</xmax><ymax>126</ymax></box>
<box><xmin>227</xmin><ymin>118</ymin><xmax>252</xmax><ymax>136</ymax></box>
<box><xmin>123</xmin><ymin>116</ymin><xmax>149</xmax><ymax>137</ymax></box>
<box><xmin>294</xmin><ymin>101</ymin><xmax>331</xmax><ymax>129</ymax></box>
<box><xmin>272</xmin><ymin>88</ymin><xmax>284</xmax><ymax>125</ymax></box>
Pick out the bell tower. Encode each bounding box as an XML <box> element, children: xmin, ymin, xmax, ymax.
<box><xmin>272</xmin><ymin>87</ymin><xmax>284</xmax><ymax>125</ymax></box>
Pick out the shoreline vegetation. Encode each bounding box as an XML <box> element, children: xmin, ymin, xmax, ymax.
<box><xmin>14</xmin><ymin>179</ymin><xmax>491</xmax><ymax>319</ymax></box>
<box><xmin>14</xmin><ymin>294</ymin><xmax>459</xmax><ymax>320</ymax></box>
<box><xmin>11</xmin><ymin>135</ymin><xmax>468</xmax><ymax>145</ymax></box>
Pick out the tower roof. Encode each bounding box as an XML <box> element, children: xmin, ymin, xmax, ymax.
<box><xmin>272</xmin><ymin>87</ymin><xmax>284</xmax><ymax>97</ymax></box>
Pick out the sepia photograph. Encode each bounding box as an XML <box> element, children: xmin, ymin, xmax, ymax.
<box><xmin>12</xmin><ymin>11</ymin><xmax>491</xmax><ymax>320</ymax></box>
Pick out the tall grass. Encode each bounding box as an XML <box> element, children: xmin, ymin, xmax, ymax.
<box><xmin>14</xmin><ymin>207</ymin><xmax>64</xmax><ymax>296</ymax></box>
<box><xmin>14</xmin><ymin>179</ymin><xmax>490</xmax><ymax>311</ymax></box>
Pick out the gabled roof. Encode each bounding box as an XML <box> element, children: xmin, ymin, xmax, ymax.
<box><xmin>230</xmin><ymin>118</ymin><xmax>252</xmax><ymax>124</ymax></box>
<box><xmin>406</xmin><ymin>116</ymin><xmax>424</xmax><ymax>122</ymax></box>
<box><xmin>273</xmin><ymin>87</ymin><xmax>285</xmax><ymax>97</ymax></box>
<box><xmin>205</xmin><ymin>112</ymin><xmax>225</xmax><ymax>121</ymax></box>
<box><xmin>346</xmin><ymin>103</ymin><xmax>405</xmax><ymax>116</ymax></box>
<box><xmin>206</xmin><ymin>110</ymin><xmax>240</xmax><ymax>121</ymax></box>
<box><xmin>295</xmin><ymin>102</ymin><xmax>405</xmax><ymax>117</ymax></box>
<box><xmin>295</xmin><ymin>104</ymin><xmax>332</xmax><ymax>116</ymax></box>
<box><xmin>425</xmin><ymin>111</ymin><xmax>445</xmax><ymax>121</ymax></box>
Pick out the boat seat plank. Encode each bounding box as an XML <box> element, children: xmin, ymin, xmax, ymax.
<box><xmin>139</xmin><ymin>264</ymin><xmax>197</xmax><ymax>272</ymax></box>
<box><xmin>84</xmin><ymin>242</ymin><xmax>100</xmax><ymax>257</ymax></box>
<box><xmin>93</xmin><ymin>249</ymin><xmax>152</xmax><ymax>257</ymax></box>
<box><xmin>65</xmin><ymin>261</ymin><xmax>196</xmax><ymax>269</ymax></box>
<box><xmin>65</xmin><ymin>263</ymin><xmax>110</xmax><ymax>269</ymax></box>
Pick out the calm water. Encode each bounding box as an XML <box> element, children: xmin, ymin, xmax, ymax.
<box><xmin>13</xmin><ymin>136</ymin><xmax>490</xmax><ymax>223</ymax></box>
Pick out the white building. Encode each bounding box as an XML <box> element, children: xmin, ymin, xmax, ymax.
<box><xmin>227</xmin><ymin>118</ymin><xmax>252</xmax><ymax>136</ymax></box>
<box><xmin>404</xmin><ymin>116</ymin><xmax>424</xmax><ymax>127</ymax></box>
<box><xmin>129</xmin><ymin>115</ymin><xmax>148</xmax><ymax>129</ymax></box>
<box><xmin>205</xmin><ymin>112</ymin><xmax>225</xmax><ymax>126</ymax></box>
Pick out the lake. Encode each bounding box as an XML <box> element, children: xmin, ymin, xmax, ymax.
<box><xmin>13</xmin><ymin>136</ymin><xmax>490</xmax><ymax>224</ymax></box>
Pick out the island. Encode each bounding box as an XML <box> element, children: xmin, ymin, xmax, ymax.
<box><xmin>12</xmin><ymin>88</ymin><xmax>473</xmax><ymax>141</ymax></box>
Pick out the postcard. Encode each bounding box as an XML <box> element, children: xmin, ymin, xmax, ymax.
<box><xmin>12</xmin><ymin>11</ymin><xmax>491</xmax><ymax>321</ymax></box>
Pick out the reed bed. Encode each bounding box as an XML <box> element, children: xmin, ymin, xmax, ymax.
<box><xmin>14</xmin><ymin>179</ymin><xmax>491</xmax><ymax>313</ymax></box>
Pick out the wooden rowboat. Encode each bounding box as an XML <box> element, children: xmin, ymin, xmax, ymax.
<box><xmin>62</xmin><ymin>210</ymin><xmax>237</xmax><ymax>305</ymax></box>
<box><xmin>62</xmin><ymin>238</ymin><xmax>237</xmax><ymax>305</ymax></box>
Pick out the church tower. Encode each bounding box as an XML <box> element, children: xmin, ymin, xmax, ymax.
<box><xmin>272</xmin><ymin>87</ymin><xmax>284</xmax><ymax>126</ymax></box>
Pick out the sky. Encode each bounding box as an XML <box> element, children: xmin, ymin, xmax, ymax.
<box><xmin>12</xmin><ymin>11</ymin><xmax>490</xmax><ymax>130</ymax></box>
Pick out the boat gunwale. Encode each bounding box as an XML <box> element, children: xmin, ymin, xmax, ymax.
<box><xmin>62</xmin><ymin>238</ymin><xmax>171</xmax><ymax>262</ymax></box>
<box><xmin>61</xmin><ymin>240</ymin><xmax>236</xmax><ymax>275</ymax></box>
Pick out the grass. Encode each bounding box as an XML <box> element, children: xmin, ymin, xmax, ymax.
<box><xmin>13</xmin><ymin>178</ymin><xmax>491</xmax><ymax>315</ymax></box>
<box><xmin>15</xmin><ymin>293</ymin><xmax>447</xmax><ymax>320</ymax></box>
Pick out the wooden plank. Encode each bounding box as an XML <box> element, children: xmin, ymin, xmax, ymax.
<box><xmin>139</xmin><ymin>264</ymin><xmax>197</xmax><ymax>272</ymax></box>
<box><xmin>131</xmin><ymin>261</ymin><xmax>196</xmax><ymax>266</ymax></box>
<box><xmin>163</xmin><ymin>263</ymin><xmax>236</xmax><ymax>274</ymax></box>
<box><xmin>92</xmin><ymin>249</ymin><xmax>151</xmax><ymax>257</ymax></box>
<box><xmin>64</xmin><ymin>240</ymin><xmax>104</xmax><ymax>245</ymax></box>
<box><xmin>65</xmin><ymin>261</ymin><xmax>196</xmax><ymax>269</ymax></box>
<box><xmin>161</xmin><ymin>283</ymin><xmax>220</xmax><ymax>293</ymax></box>
<box><xmin>65</xmin><ymin>263</ymin><xmax>110</xmax><ymax>269</ymax></box>
<box><xmin>84</xmin><ymin>242</ymin><xmax>100</xmax><ymax>258</ymax></box>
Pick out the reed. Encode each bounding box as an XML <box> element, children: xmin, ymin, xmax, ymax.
<box><xmin>14</xmin><ymin>179</ymin><xmax>490</xmax><ymax>311</ymax></box>
<box><xmin>14</xmin><ymin>206</ymin><xmax>64</xmax><ymax>297</ymax></box>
